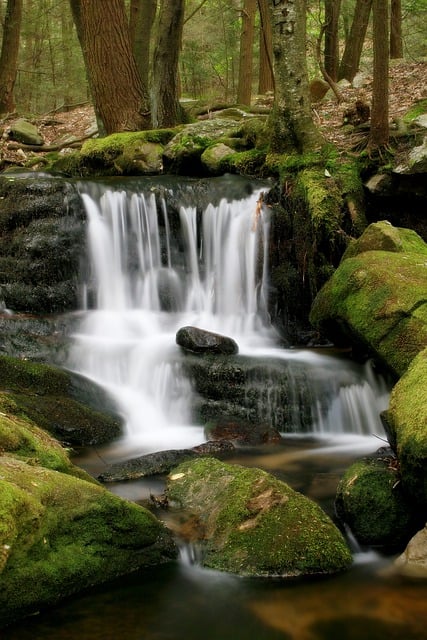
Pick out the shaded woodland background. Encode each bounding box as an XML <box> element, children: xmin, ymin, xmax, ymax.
<box><xmin>1</xmin><ymin>0</ymin><xmax>426</xmax><ymax>118</ymax></box>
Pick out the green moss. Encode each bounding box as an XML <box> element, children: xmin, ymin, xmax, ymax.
<box><xmin>385</xmin><ymin>348</ymin><xmax>427</xmax><ymax>509</ymax></box>
<box><xmin>0</xmin><ymin>457</ymin><xmax>174</xmax><ymax>624</ymax></box>
<box><xmin>167</xmin><ymin>457</ymin><xmax>351</xmax><ymax>577</ymax></box>
<box><xmin>295</xmin><ymin>168</ymin><xmax>343</xmax><ymax>236</ymax></box>
<box><xmin>335</xmin><ymin>458</ymin><xmax>416</xmax><ymax>551</ymax></box>
<box><xmin>219</xmin><ymin>149</ymin><xmax>267</xmax><ymax>176</ymax></box>
<box><xmin>402</xmin><ymin>98</ymin><xmax>427</xmax><ymax>124</ymax></box>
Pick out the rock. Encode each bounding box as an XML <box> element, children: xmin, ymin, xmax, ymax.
<box><xmin>309</xmin><ymin>78</ymin><xmax>330</xmax><ymax>102</ymax></box>
<box><xmin>176</xmin><ymin>325</ymin><xmax>238</xmax><ymax>355</ymax></box>
<box><xmin>205</xmin><ymin>417</ymin><xmax>282</xmax><ymax>446</ymax></box>
<box><xmin>395</xmin><ymin>524</ymin><xmax>427</xmax><ymax>577</ymax></box>
<box><xmin>310</xmin><ymin>221</ymin><xmax>427</xmax><ymax>377</ymax></box>
<box><xmin>382</xmin><ymin>348</ymin><xmax>427</xmax><ymax>509</ymax></box>
<box><xmin>0</xmin><ymin>456</ymin><xmax>176</xmax><ymax>626</ymax></box>
<box><xmin>0</xmin><ymin>174</ymin><xmax>85</xmax><ymax>313</ymax></box>
<box><xmin>201</xmin><ymin>142</ymin><xmax>234</xmax><ymax>175</ymax></box>
<box><xmin>335</xmin><ymin>458</ymin><xmax>418</xmax><ymax>553</ymax></box>
<box><xmin>0</xmin><ymin>354</ymin><xmax>123</xmax><ymax>446</ymax></box>
<box><xmin>364</xmin><ymin>173</ymin><xmax>393</xmax><ymax>196</ymax></box>
<box><xmin>414</xmin><ymin>114</ymin><xmax>427</xmax><ymax>129</ymax></box>
<box><xmin>166</xmin><ymin>457</ymin><xmax>352</xmax><ymax>577</ymax></box>
<box><xmin>8</xmin><ymin>118</ymin><xmax>44</xmax><ymax>146</ymax></box>
<box><xmin>98</xmin><ymin>441</ymin><xmax>235</xmax><ymax>482</ymax></box>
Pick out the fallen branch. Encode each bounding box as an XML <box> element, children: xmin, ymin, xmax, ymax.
<box><xmin>7</xmin><ymin>131</ymin><xmax>97</xmax><ymax>153</ymax></box>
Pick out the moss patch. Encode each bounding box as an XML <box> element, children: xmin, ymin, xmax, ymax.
<box><xmin>167</xmin><ymin>457</ymin><xmax>351</xmax><ymax>577</ymax></box>
<box><xmin>335</xmin><ymin>458</ymin><xmax>416</xmax><ymax>552</ymax></box>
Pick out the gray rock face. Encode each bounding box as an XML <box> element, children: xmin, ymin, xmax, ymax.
<box><xmin>8</xmin><ymin>118</ymin><xmax>44</xmax><ymax>146</ymax></box>
<box><xmin>176</xmin><ymin>325</ymin><xmax>238</xmax><ymax>355</ymax></box>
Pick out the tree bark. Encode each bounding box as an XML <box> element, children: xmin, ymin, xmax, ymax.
<box><xmin>151</xmin><ymin>0</ymin><xmax>185</xmax><ymax>127</ymax></box>
<box><xmin>237</xmin><ymin>0</ymin><xmax>257</xmax><ymax>105</ymax></box>
<box><xmin>0</xmin><ymin>0</ymin><xmax>23</xmax><ymax>114</ymax></box>
<box><xmin>257</xmin><ymin>0</ymin><xmax>274</xmax><ymax>94</ymax></box>
<box><xmin>324</xmin><ymin>0</ymin><xmax>341</xmax><ymax>81</ymax></box>
<box><xmin>338</xmin><ymin>0</ymin><xmax>372</xmax><ymax>82</ymax></box>
<box><xmin>267</xmin><ymin>0</ymin><xmax>324</xmax><ymax>153</ymax></box>
<box><xmin>369</xmin><ymin>0</ymin><xmax>389</xmax><ymax>148</ymax></box>
<box><xmin>69</xmin><ymin>0</ymin><xmax>151</xmax><ymax>134</ymax></box>
<box><xmin>129</xmin><ymin>0</ymin><xmax>157</xmax><ymax>90</ymax></box>
<box><xmin>390</xmin><ymin>0</ymin><xmax>403</xmax><ymax>59</ymax></box>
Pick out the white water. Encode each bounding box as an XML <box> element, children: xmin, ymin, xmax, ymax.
<box><xmin>69</xmin><ymin>180</ymin><xmax>389</xmax><ymax>455</ymax></box>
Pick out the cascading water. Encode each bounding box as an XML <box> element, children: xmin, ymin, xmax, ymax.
<box><xmin>69</xmin><ymin>177</ymin><xmax>388</xmax><ymax>455</ymax></box>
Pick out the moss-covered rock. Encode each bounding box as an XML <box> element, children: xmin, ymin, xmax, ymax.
<box><xmin>383</xmin><ymin>348</ymin><xmax>427</xmax><ymax>511</ymax></box>
<box><xmin>310</xmin><ymin>221</ymin><xmax>427</xmax><ymax>377</ymax></box>
<box><xmin>167</xmin><ymin>457</ymin><xmax>352</xmax><ymax>577</ymax></box>
<box><xmin>0</xmin><ymin>354</ymin><xmax>122</xmax><ymax>446</ymax></box>
<box><xmin>0</xmin><ymin>456</ymin><xmax>176</xmax><ymax>626</ymax></box>
<box><xmin>335</xmin><ymin>458</ymin><xmax>417</xmax><ymax>552</ymax></box>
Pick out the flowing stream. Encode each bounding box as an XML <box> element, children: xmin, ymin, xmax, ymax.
<box><xmin>6</xmin><ymin>176</ymin><xmax>427</xmax><ymax>640</ymax></box>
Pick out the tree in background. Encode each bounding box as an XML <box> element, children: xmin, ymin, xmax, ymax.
<box><xmin>69</xmin><ymin>0</ymin><xmax>151</xmax><ymax>134</ymax></box>
<box><xmin>324</xmin><ymin>0</ymin><xmax>341</xmax><ymax>81</ymax></box>
<box><xmin>390</xmin><ymin>0</ymin><xmax>403</xmax><ymax>58</ymax></box>
<box><xmin>257</xmin><ymin>0</ymin><xmax>274</xmax><ymax>94</ymax></box>
<box><xmin>151</xmin><ymin>0</ymin><xmax>186</xmax><ymax>127</ymax></box>
<box><xmin>0</xmin><ymin>0</ymin><xmax>22</xmax><ymax>114</ymax></box>
<box><xmin>338</xmin><ymin>0</ymin><xmax>372</xmax><ymax>81</ymax></box>
<box><xmin>237</xmin><ymin>0</ymin><xmax>257</xmax><ymax>105</ymax></box>
<box><xmin>369</xmin><ymin>0</ymin><xmax>389</xmax><ymax>149</ymax></box>
<box><xmin>268</xmin><ymin>0</ymin><xmax>323</xmax><ymax>153</ymax></box>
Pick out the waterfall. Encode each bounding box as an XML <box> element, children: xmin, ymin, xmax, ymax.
<box><xmin>69</xmin><ymin>178</ymin><xmax>388</xmax><ymax>454</ymax></box>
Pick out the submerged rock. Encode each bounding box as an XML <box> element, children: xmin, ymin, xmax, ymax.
<box><xmin>176</xmin><ymin>325</ymin><xmax>238</xmax><ymax>355</ymax></box>
<box><xmin>205</xmin><ymin>417</ymin><xmax>282</xmax><ymax>446</ymax></box>
<box><xmin>166</xmin><ymin>457</ymin><xmax>352</xmax><ymax>577</ymax></box>
<box><xmin>310</xmin><ymin>221</ymin><xmax>427</xmax><ymax>377</ymax></box>
<box><xmin>335</xmin><ymin>457</ymin><xmax>418</xmax><ymax>553</ymax></box>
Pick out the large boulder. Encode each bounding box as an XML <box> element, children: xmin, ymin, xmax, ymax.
<box><xmin>0</xmin><ymin>456</ymin><xmax>176</xmax><ymax>627</ymax></box>
<box><xmin>395</xmin><ymin>524</ymin><xmax>427</xmax><ymax>577</ymax></box>
<box><xmin>166</xmin><ymin>457</ymin><xmax>352</xmax><ymax>577</ymax></box>
<box><xmin>310</xmin><ymin>221</ymin><xmax>427</xmax><ymax>377</ymax></box>
<box><xmin>176</xmin><ymin>325</ymin><xmax>238</xmax><ymax>355</ymax></box>
<box><xmin>382</xmin><ymin>348</ymin><xmax>427</xmax><ymax>510</ymax></box>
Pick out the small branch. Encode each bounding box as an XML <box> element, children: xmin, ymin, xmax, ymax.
<box><xmin>7</xmin><ymin>132</ymin><xmax>97</xmax><ymax>153</ymax></box>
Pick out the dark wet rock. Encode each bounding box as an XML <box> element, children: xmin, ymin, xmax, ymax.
<box><xmin>98</xmin><ymin>441</ymin><xmax>236</xmax><ymax>482</ymax></box>
<box><xmin>205</xmin><ymin>417</ymin><xmax>282</xmax><ymax>446</ymax></box>
<box><xmin>176</xmin><ymin>325</ymin><xmax>238</xmax><ymax>355</ymax></box>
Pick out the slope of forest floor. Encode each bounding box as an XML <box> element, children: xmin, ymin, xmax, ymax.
<box><xmin>0</xmin><ymin>59</ymin><xmax>426</xmax><ymax>171</ymax></box>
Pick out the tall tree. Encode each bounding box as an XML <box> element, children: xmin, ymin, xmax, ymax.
<box><xmin>268</xmin><ymin>0</ymin><xmax>323</xmax><ymax>153</ymax></box>
<box><xmin>0</xmin><ymin>0</ymin><xmax>23</xmax><ymax>114</ymax></box>
<box><xmin>237</xmin><ymin>0</ymin><xmax>257</xmax><ymax>105</ymax></box>
<box><xmin>390</xmin><ymin>0</ymin><xmax>403</xmax><ymax>58</ymax></box>
<box><xmin>368</xmin><ymin>0</ymin><xmax>389</xmax><ymax>148</ymax></box>
<box><xmin>324</xmin><ymin>0</ymin><xmax>341</xmax><ymax>81</ymax></box>
<box><xmin>151</xmin><ymin>0</ymin><xmax>186</xmax><ymax>127</ymax></box>
<box><xmin>257</xmin><ymin>0</ymin><xmax>274</xmax><ymax>94</ymax></box>
<box><xmin>129</xmin><ymin>0</ymin><xmax>157</xmax><ymax>90</ymax></box>
<box><xmin>69</xmin><ymin>0</ymin><xmax>151</xmax><ymax>134</ymax></box>
<box><xmin>338</xmin><ymin>0</ymin><xmax>372</xmax><ymax>81</ymax></box>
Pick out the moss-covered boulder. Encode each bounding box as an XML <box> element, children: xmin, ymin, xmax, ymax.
<box><xmin>0</xmin><ymin>354</ymin><xmax>122</xmax><ymax>446</ymax></box>
<box><xmin>0</xmin><ymin>456</ymin><xmax>176</xmax><ymax>627</ymax></box>
<box><xmin>310</xmin><ymin>221</ymin><xmax>427</xmax><ymax>377</ymax></box>
<box><xmin>167</xmin><ymin>457</ymin><xmax>352</xmax><ymax>577</ymax></box>
<box><xmin>382</xmin><ymin>348</ymin><xmax>427</xmax><ymax>511</ymax></box>
<box><xmin>335</xmin><ymin>458</ymin><xmax>418</xmax><ymax>553</ymax></box>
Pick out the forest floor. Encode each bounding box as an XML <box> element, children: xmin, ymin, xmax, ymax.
<box><xmin>0</xmin><ymin>58</ymin><xmax>426</xmax><ymax>170</ymax></box>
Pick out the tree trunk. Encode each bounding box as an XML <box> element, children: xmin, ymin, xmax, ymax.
<box><xmin>69</xmin><ymin>0</ymin><xmax>151</xmax><ymax>134</ymax></box>
<box><xmin>390</xmin><ymin>0</ymin><xmax>403</xmax><ymax>59</ymax></box>
<box><xmin>369</xmin><ymin>0</ymin><xmax>389</xmax><ymax>148</ymax></box>
<box><xmin>257</xmin><ymin>0</ymin><xmax>274</xmax><ymax>94</ymax></box>
<box><xmin>237</xmin><ymin>0</ymin><xmax>257</xmax><ymax>105</ymax></box>
<box><xmin>267</xmin><ymin>0</ymin><xmax>324</xmax><ymax>153</ymax></box>
<box><xmin>324</xmin><ymin>0</ymin><xmax>341</xmax><ymax>81</ymax></box>
<box><xmin>0</xmin><ymin>0</ymin><xmax>23</xmax><ymax>114</ymax></box>
<box><xmin>129</xmin><ymin>0</ymin><xmax>157</xmax><ymax>90</ymax></box>
<box><xmin>338</xmin><ymin>0</ymin><xmax>372</xmax><ymax>82</ymax></box>
<box><xmin>151</xmin><ymin>0</ymin><xmax>185</xmax><ymax>127</ymax></box>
